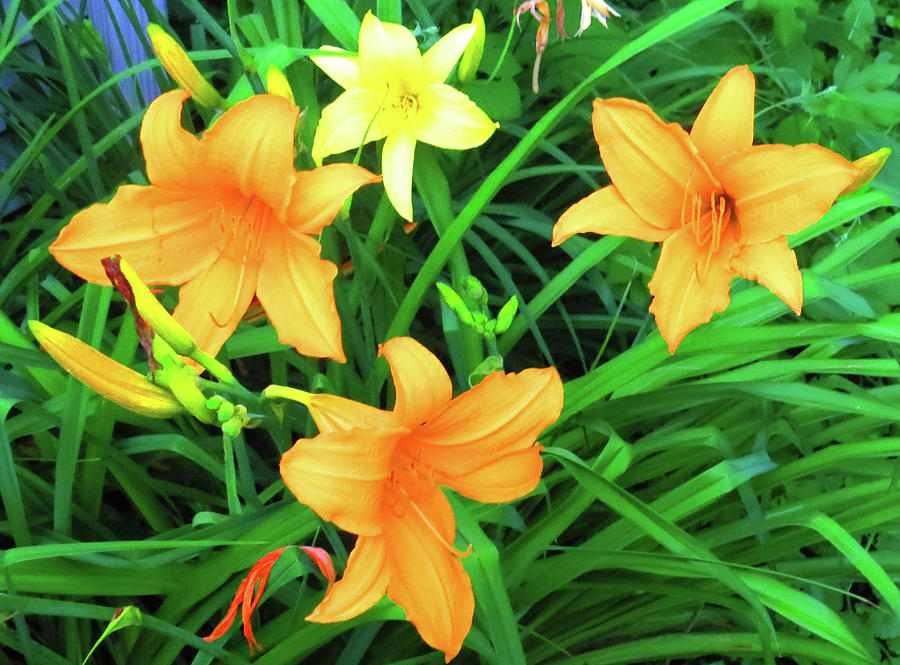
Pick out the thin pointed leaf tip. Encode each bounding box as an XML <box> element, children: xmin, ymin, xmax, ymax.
<box><xmin>50</xmin><ymin>91</ymin><xmax>381</xmax><ymax>362</ymax></box>
<box><xmin>553</xmin><ymin>65</ymin><xmax>858</xmax><ymax>352</ymax></box>
<box><xmin>279</xmin><ymin>337</ymin><xmax>563</xmax><ymax>660</ymax></box>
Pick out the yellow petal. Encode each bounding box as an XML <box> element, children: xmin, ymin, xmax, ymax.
<box><xmin>140</xmin><ymin>89</ymin><xmax>201</xmax><ymax>190</ymax></box>
<box><xmin>265</xmin><ymin>65</ymin><xmax>295</xmax><ymax>104</ymax></box>
<box><xmin>690</xmin><ymin>65</ymin><xmax>755</xmax><ymax>168</ymax></box>
<box><xmin>592</xmin><ymin>97</ymin><xmax>718</xmax><ymax>230</ymax></box>
<box><xmin>29</xmin><ymin>321</ymin><xmax>183</xmax><ymax>418</ymax></box>
<box><xmin>256</xmin><ymin>226</ymin><xmax>344</xmax><ymax>362</ymax></box>
<box><xmin>199</xmin><ymin>94</ymin><xmax>300</xmax><ymax>222</ymax></box>
<box><xmin>280</xmin><ymin>427</ymin><xmax>403</xmax><ymax>536</ymax></box>
<box><xmin>49</xmin><ymin>185</ymin><xmax>220</xmax><ymax>285</ymax></box>
<box><xmin>358</xmin><ymin>12</ymin><xmax>422</xmax><ymax>93</ymax></box>
<box><xmin>732</xmin><ymin>237</ymin><xmax>803</xmax><ymax>314</ymax></box>
<box><xmin>553</xmin><ymin>185</ymin><xmax>675</xmax><ymax>246</ymax></box>
<box><xmin>311</xmin><ymin>88</ymin><xmax>386</xmax><ymax>164</ymax></box>
<box><xmin>379</xmin><ymin>337</ymin><xmax>452</xmax><ymax>428</ymax></box>
<box><xmin>457</xmin><ymin>10</ymin><xmax>485</xmax><ymax>82</ymax></box>
<box><xmin>382</xmin><ymin>482</ymin><xmax>473</xmax><ymax>662</ymax></box>
<box><xmin>414</xmin><ymin>84</ymin><xmax>496</xmax><ymax>150</ymax></box>
<box><xmin>307</xmin><ymin>536</ymin><xmax>389</xmax><ymax>622</ymax></box>
<box><xmin>173</xmin><ymin>249</ymin><xmax>260</xmax><ymax>358</ymax></box>
<box><xmin>716</xmin><ymin>144</ymin><xmax>857</xmax><ymax>246</ymax></box>
<box><xmin>411</xmin><ymin>367</ymin><xmax>562</xmax><ymax>502</ymax></box>
<box><xmin>648</xmin><ymin>226</ymin><xmax>738</xmax><ymax>352</ymax></box>
<box><xmin>311</xmin><ymin>46</ymin><xmax>363</xmax><ymax>90</ymax></box>
<box><xmin>422</xmin><ymin>23</ymin><xmax>475</xmax><ymax>84</ymax></box>
<box><xmin>288</xmin><ymin>163</ymin><xmax>381</xmax><ymax>234</ymax></box>
<box><xmin>382</xmin><ymin>122</ymin><xmax>418</xmax><ymax>221</ymax></box>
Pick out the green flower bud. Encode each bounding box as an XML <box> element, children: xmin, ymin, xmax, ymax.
<box><xmin>495</xmin><ymin>295</ymin><xmax>519</xmax><ymax>334</ymax></box>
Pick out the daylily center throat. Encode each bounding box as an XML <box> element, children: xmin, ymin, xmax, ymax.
<box><xmin>680</xmin><ymin>183</ymin><xmax>734</xmax><ymax>281</ymax></box>
<box><xmin>384</xmin><ymin>446</ymin><xmax>472</xmax><ymax>559</ymax></box>
<box><xmin>214</xmin><ymin>195</ymin><xmax>272</xmax><ymax>264</ymax></box>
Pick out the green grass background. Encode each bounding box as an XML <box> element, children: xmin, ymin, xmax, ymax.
<box><xmin>1</xmin><ymin>0</ymin><xmax>900</xmax><ymax>663</ymax></box>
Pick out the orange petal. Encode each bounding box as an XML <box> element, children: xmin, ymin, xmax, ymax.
<box><xmin>305</xmin><ymin>393</ymin><xmax>395</xmax><ymax>434</ymax></box>
<box><xmin>552</xmin><ymin>185</ymin><xmax>675</xmax><ymax>246</ymax></box>
<box><xmin>49</xmin><ymin>185</ymin><xmax>219</xmax><ymax>285</ymax></box>
<box><xmin>732</xmin><ymin>237</ymin><xmax>803</xmax><ymax>314</ymax></box>
<box><xmin>383</xmin><ymin>482</ymin><xmax>473</xmax><ymax>662</ymax></box>
<box><xmin>410</xmin><ymin>367</ymin><xmax>563</xmax><ymax>502</ymax></box>
<box><xmin>288</xmin><ymin>163</ymin><xmax>381</xmax><ymax>234</ymax></box>
<box><xmin>199</xmin><ymin>94</ymin><xmax>300</xmax><ymax>222</ymax></box>
<box><xmin>256</xmin><ymin>226</ymin><xmax>344</xmax><ymax>361</ymax></box>
<box><xmin>592</xmin><ymin>97</ymin><xmax>718</xmax><ymax>230</ymax></box>
<box><xmin>307</xmin><ymin>536</ymin><xmax>389</xmax><ymax>622</ymax></box>
<box><xmin>172</xmin><ymin>251</ymin><xmax>259</xmax><ymax>358</ymax></box>
<box><xmin>716</xmin><ymin>144</ymin><xmax>857</xmax><ymax>246</ymax></box>
<box><xmin>690</xmin><ymin>65</ymin><xmax>755</xmax><ymax>168</ymax></box>
<box><xmin>380</xmin><ymin>337</ymin><xmax>452</xmax><ymax>428</ymax></box>
<box><xmin>279</xmin><ymin>427</ymin><xmax>403</xmax><ymax>536</ymax></box>
<box><xmin>141</xmin><ymin>89</ymin><xmax>201</xmax><ymax>189</ymax></box>
<box><xmin>648</xmin><ymin>226</ymin><xmax>738</xmax><ymax>352</ymax></box>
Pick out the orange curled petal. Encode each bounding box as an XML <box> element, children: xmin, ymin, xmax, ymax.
<box><xmin>380</xmin><ymin>337</ymin><xmax>452</xmax><ymax>428</ymax></box>
<box><xmin>592</xmin><ymin>97</ymin><xmax>718</xmax><ymax>230</ymax></box>
<box><xmin>299</xmin><ymin>546</ymin><xmax>337</xmax><ymax>588</ymax></box>
<box><xmin>411</xmin><ymin>367</ymin><xmax>563</xmax><ymax>503</ymax></box>
<box><xmin>140</xmin><ymin>89</ymin><xmax>201</xmax><ymax>189</ymax></box>
<box><xmin>200</xmin><ymin>94</ymin><xmax>300</xmax><ymax>221</ymax></box>
<box><xmin>204</xmin><ymin>546</ymin><xmax>291</xmax><ymax>653</ymax></box>
<box><xmin>288</xmin><ymin>163</ymin><xmax>381</xmax><ymax>234</ymax></box>
<box><xmin>383</xmin><ymin>483</ymin><xmax>473</xmax><ymax>662</ymax></box>
<box><xmin>256</xmin><ymin>227</ymin><xmax>344</xmax><ymax>362</ymax></box>
<box><xmin>716</xmin><ymin>143</ymin><xmax>857</xmax><ymax>246</ymax></box>
<box><xmin>732</xmin><ymin>237</ymin><xmax>803</xmax><ymax>315</ymax></box>
<box><xmin>307</xmin><ymin>536</ymin><xmax>389</xmax><ymax>623</ymax></box>
<box><xmin>280</xmin><ymin>427</ymin><xmax>403</xmax><ymax>536</ymax></box>
<box><xmin>648</xmin><ymin>226</ymin><xmax>738</xmax><ymax>353</ymax></box>
<box><xmin>553</xmin><ymin>185</ymin><xmax>675</xmax><ymax>246</ymax></box>
<box><xmin>49</xmin><ymin>186</ymin><xmax>220</xmax><ymax>285</ymax></box>
<box><xmin>690</xmin><ymin>65</ymin><xmax>755</xmax><ymax>168</ymax></box>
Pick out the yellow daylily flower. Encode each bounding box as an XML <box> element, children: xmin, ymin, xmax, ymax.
<box><xmin>311</xmin><ymin>12</ymin><xmax>498</xmax><ymax>221</ymax></box>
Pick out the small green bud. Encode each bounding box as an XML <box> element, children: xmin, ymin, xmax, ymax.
<box><xmin>464</xmin><ymin>276</ymin><xmax>487</xmax><ymax>306</ymax></box>
<box><xmin>495</xmin><ymin>295</ymin><xmax>519</xmax><ymax>334</ymax></box>
<box><xmin>436</xmin><ymin>282</ymin><xmax>475</xmax><ymax>326</ymax></box>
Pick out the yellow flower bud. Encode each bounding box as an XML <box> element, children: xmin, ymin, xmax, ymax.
<box><xmin>265</xmin><ymin>65</ymin><xmax>295</xmax><ymax>104</ymax></box>
<box><xmin>842</xmin><ymin>147</ymin><xmax>891</xmax><ymax>196</ymax></box>
<box><xmin>147</xmin><ymin>23</ymin><xmax>225</xmax><ymax>109</ymax></box>
<box><xmin>29</xmin><ymin>320</ymin><xmax>184</xmax><ymax>418</ymax></box>
<box><xmin>458</xmin><ymin>9</ymin><xmax>485</xmax><ymax>82</ymax></box>
<box><xmin>114</xmin><ymin>258</ymin><xmax>197</xmax><ymax>357</ymax></box>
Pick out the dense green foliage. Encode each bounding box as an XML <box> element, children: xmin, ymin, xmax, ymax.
<box><xmin>1</xmin><ymin>0</ymin><xmax>899</xmax><ymax>663</ymax></box>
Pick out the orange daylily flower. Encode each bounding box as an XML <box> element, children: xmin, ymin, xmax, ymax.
<box><xmin>553</xmin><ymin>65</ymin><xmax>858</xmax><ymax>352</ymax></box>
<box><xmin>50</xmin><ymin>90</ymin><xmax>380</xmax><ymax>362</ymax></box>
<box><xmin>279</xmin><ymin>337</ymin><xmax>563</xmax><ymax>661</ymax></box>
